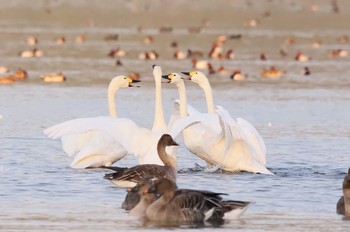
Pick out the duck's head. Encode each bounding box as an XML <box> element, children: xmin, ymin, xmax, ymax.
<box><xmin>161</xmin><ymin>73</ymin><xmax>182</xmax><ymax>84</ymax></box>
<box><xmin>181</xmin><ymin>71</ymin><xmax>207</xmax><ymax>85</ymax></box>
<box><xmin>158</xmin><ymin>134</ymin><xmax>179</xmax><ymax>147</ymax></box>
<box><xmin>147</xmin><ymin>178</ymin><xmax>178</xmax><ymax>195</ymax></box>
<box><xmin>128</xmin><ymin>177</ymin><xmax>154</xmax><ymax>194</ymax></box>
<box><xmin>344</xmin><ymin>168</ymin><xmax>350</xmax><ymax>189</ymax></box>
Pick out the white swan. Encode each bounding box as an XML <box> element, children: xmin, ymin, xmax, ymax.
<box><xmin>121</xmin><ymin>66</ymin><xmax>205</xmax><ymax>165</ymax></box>
<box><xmin>44</xmin><ymin>66</ymin><xmax>203</xmax><ymax>167</ymax></box>
<box><xmin>44</xmin><ymin>76</ymin><xmax>140</xmax><ymax>169</ymax></box>
<box><xmin>167</xmin><ymin>71</ymin><xmax>271</xmax><ymax>174</ymax></box>
<box><xmin>162</xmin><ymin>73</ymin><xmax>219</xmax><ymax>167</ymax></box>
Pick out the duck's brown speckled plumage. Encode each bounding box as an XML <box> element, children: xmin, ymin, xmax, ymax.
<box><xmin>145</xmin><ymin>178</ymin><xmax>252</xmax><ymax>224</ymax></box>
<box><xmin>103</xmin><ymin>134</ymin><xmax>178</xmax><ymax>188</ymax></box>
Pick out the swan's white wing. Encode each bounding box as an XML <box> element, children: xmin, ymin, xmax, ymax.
<box><xmin>44</xmin><ymin>116</ymin><xmax>137</xmax><ymax>141</ymax></box>
<box><xmin>126</xmin><ymin>128</ymin><xmax>164</xmax><ymax>165</ymax></box>
<box><xmin>216</xmin><ymin>106</ymin><xmax>272</xmax><ymax>174</ymax></box>
<box><xmin>69</xmin><ymin>131</ymin><xmax>127</xmax><ymax>168</ymax></box>
<box><xmin>215</xmin><ymin>106</ymin><xmax>253</xmax><ymax>166</ymax></box>
<box><xmin>167</xmin><ymin>100</ymin><xmax>181</xmax><ymax>132</ymax></box>
<box><xmin>167</xmin><ymin>114</ymin><xmax>208</xmax><ymax>138</ymax></box>
<box><xmin>45</xmin><ymin>117</ymin><xmax>110</xmax><ymax>138</ymax></box>
<box><xmin>186</xmin><ymin>103</ymin><xmax>201</xmax><ymax>115</ymax></box>
<box><xmin>60</xmin><ymin>132</ymin><xmax>95</xmax><ymax>156</ymax></box>
<box><xmin>215</xmin><ymin>106</ymin><xmax>234</xmax><ymax>156</ymax></box>
<box><xmin>215</xmin><ymin>106</ymin><xmax>247</xmax><ymax>146</ymax></box>
<box><xmin>44</xmin><ymin>117</ymin><xmax>138</xmax><ymax>168</ymax></box>
<box><xmin>167</xmin><ymin>99</ymin><xmax>201</xmax><ymax>130</ymax></box>
<box><xmin>237</xmin><ymin>118</ymin><xmax>267</xmax><ymax>166</ymax></box>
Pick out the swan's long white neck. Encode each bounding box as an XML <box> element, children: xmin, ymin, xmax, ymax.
<box><xmin>108</xmin><ymin>84</ymin><xmax>118</xmax><ymax>117</ymax></box>
<box><xmin>199</xmin><ymin>79</ymin><xmax>215</xmax><ymax>114</ymax></box>
<box><xmin>152</xmin><ymin>73</ymin><xmax>166</xmax><ymax>130</ymax></box>
<box><xmin>176</xmin><ymin>80</ymin><xmax>188</xmax><ymax>117</ymax></box>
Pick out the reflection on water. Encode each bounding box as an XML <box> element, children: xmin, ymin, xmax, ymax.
<box><xmin>1</xmin><ymin>0</ymin><xmax>350</xmax><ymax>231</ymax></box>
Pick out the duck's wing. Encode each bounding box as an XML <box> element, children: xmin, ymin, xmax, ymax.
<box><xmin>104</xmin><ymin>164</ymin><xmax>167</xmax><ymax>183</ymax></box>
<box><xmin>177</xmin><ymin>189</ymin><xmax>226</xmax><ymax>202</ymax></box>
<box><xmin>172</xmin><ymin>190</ymin><xmax>207</xmax><ymax>222</ymax></box>
<box><xmin>219</xmin><ymin>200</ymin><xmax>254</xmax><ymax>220</ymax></box>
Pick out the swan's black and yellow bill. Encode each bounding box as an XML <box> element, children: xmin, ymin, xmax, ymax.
<box><xmin>181</xmin><ymin>71</ymin><xmax>193</xmax><ymax>80</ymax></box>
<box><xmin>162</xmin><ymin>74</ymin><xmax>173</xmax><ymax>83</ymax></box>
<box><xmin>126</xmin><ymin>77</ymin><xmax>141</xmax><ymax>87</ymax></box>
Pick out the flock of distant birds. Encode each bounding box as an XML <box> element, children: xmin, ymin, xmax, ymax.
<box><xmin>42</xmin><ymin>65</ymin><xmax>274</xmax><ymax>225</ymax></box>
<box><xmin>0</xmin><ymin>25</ymin><xmax>349</xmax><ymax>85</ymax></box>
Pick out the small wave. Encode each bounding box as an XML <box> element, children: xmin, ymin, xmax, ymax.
<box><xmin>178</xmin><ymin>163</ymin><xmax>205</xmax><ymax>173</ymax></box>
<box><xmin>178</xmin><ymin>163</ymin><xmax>248</xmax><ymax>174</ymax></box>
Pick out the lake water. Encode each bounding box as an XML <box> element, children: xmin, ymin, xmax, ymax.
<box><xmin>1</xmin><ymin>0</ymin><xmax>350</xmax><ymax>231</ymax></box>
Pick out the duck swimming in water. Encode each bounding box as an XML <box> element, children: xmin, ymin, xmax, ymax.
<box><xmin>104</xmin><ymin>134</ymin><xmax>178</xmax><ymax>188</ymax></box>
